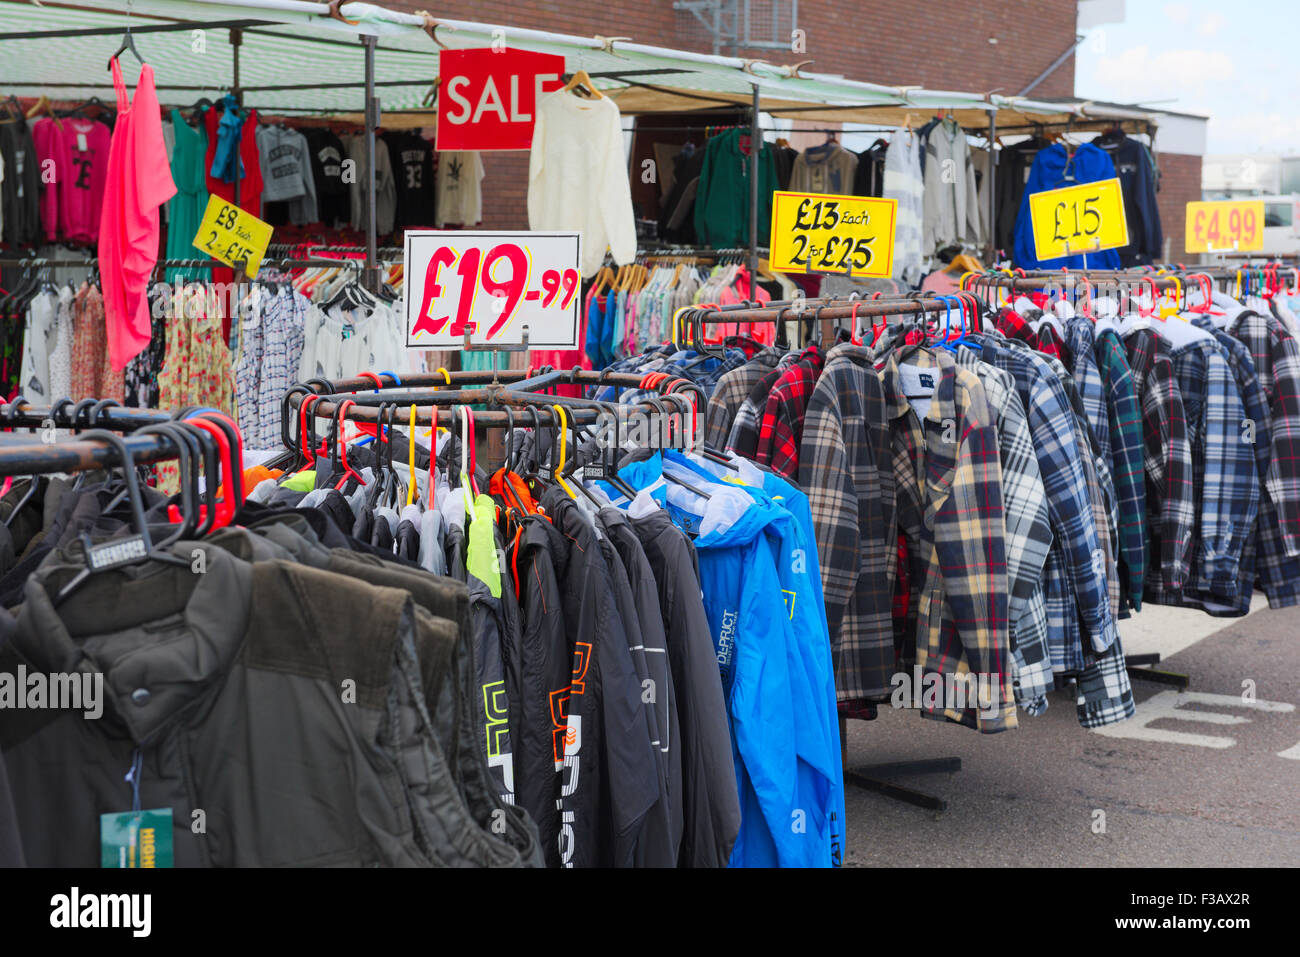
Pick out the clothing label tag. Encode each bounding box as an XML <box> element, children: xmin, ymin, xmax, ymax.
<box><xmin>76</xmin><ymin>132</ymin><xmax>88</xmax><ymax>152</ymax></box>
<box><xmin>897</xmin><ymin>364</ymin><xmax>935</xmax><ymax>421</ymax></box>
<box><xmin>100</xmin><ymin>809</ymin><xmax>173</xmax><ymax>868</ymax></box>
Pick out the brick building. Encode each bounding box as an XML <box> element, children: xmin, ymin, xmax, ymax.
<box><xmin>387</xmin><ymin>0</ymin><xmax>1202</xmax><ymax>257</ymax></box>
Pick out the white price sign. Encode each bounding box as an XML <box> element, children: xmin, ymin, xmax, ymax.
<box><xmin>404</xmin><ymin>230</ymin><xmax>582</xmax><ymax>349</ymax></box>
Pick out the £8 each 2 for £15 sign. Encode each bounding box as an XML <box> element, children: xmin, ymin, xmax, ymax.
<box><xmin>769</xmin><ymin>191</ymin><xmax>897</xmax><ymax>278</ymax></box>
<box><xmin>1028</xmin><ymin>177</ymin><xmax>1128</xmax><ymax>261</ymax></box>
<box><xmin>405</xmin><ymin>231</ymin><xmax>582</xmax><ymax>349</ymax></box>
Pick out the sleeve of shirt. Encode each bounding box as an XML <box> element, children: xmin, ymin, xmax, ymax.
<box><xmin>1097</xmin><ymin>337</ymin><xmax>1147</xmax><ymax>607</ymax></box>
<box><xmin>1196</xmin><ymin>347</ymin><xmax>1259</xmax><ymax>591</ymax></box>
<box><xmin>599</xmin><ymin>102</ymin><xmax>637</xmax><ymax>268</ymax></box>
<box><xmin>1026</xmin><ymin>375</ymin><xmax>1118</xmax><ymax>653</ymax></box>
<box><xmin>1259</xmin><ymin>322</ymin><xmax>1300</xmax><ymax>556</ymax></box>
<box><xmin>933</xmin><ymin>387</ymin><xmax>1014</xmax><ymax>732</ymax></box>
<box><xmin>1145</xmin><ymin>355</ymin><xmax>1196</xmax><ymax>594</ymax></box>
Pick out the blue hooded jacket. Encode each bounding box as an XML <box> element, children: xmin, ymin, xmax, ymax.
<box><xmin>1014</xmin><ymin>142</ymin><xmax>1122</xmax><ymax>270</ymax></box>
<box><xmin>664</xmin><ymin>452</ymin><xmax>844</xmax><ymax>866</ymax></box>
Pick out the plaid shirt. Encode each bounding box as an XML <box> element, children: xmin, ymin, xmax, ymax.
<box><xmin>1075</xmin><ymin>638</ymin><xmax>1136</xmax><ymax>728</ymax></box>
<box><xmin>726</xmin><ymin>353</ymin><xmax>798</xmax><ymax>458</ymax></box>
<box><xmin>799</xmin><ymin>343</ymin><xmax>898</xmax><ymax>701</ymax></box>
<box><xmin>1065</xmin><ymin>317</ymin><xmax>1112</xmax><ymax>461</ymax></box>
<box><xmin>1094</xmin><ymin>329</ymin><xmax>1147</xmax><ymax>610</ymax></box>
<box><xmin>757</xmin><ymin>345</ymin><xmax>826</xmax><ymax>479</ymax></box>
<box><xmin>981</xmin><ymin>335</ymin><xmax>1118</xmax><ymax>671</ymax></box>
<box><xmin>995</xmin><ymin>308</ymin><xmax>1063</xmax><ymax>361</ymax></box>
<box><xmin>956</xmin><ymin>346</ymin><xmax>1054</xmax><ymax>712</ymax></box>
<box><xmin>1229</xmin><ymin>310</ymin><xmax>1300</xmax><ymax>561</ymax></box>
<box><xmin>705</xmin><ymin>347</ymin><xmax>784</xmax><ymax>450</ymax></box>
<box><xmin>1166</xmin><ymin>336</ymin><xmax>1260</xmax><ymax>601</ymax></box>
<box><xmin>877</xmin><ymin>348</ymin><xmax>1015</xmax><ymax>733</ymax></box>
<box><xmin>1190</xmin><ymin>315</ymin><xmax>1281</xmax><ymax>614</ymax></box>
<box><xmin>1124</xmin><ymin>328</ymin><xmax>1195</xmax><ymax>601</ymax></box>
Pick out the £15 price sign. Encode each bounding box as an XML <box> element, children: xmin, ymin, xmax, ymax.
<box><xmin>405</xmin><ymin>231</ymin><xmax>582</xmax><ymax>349</ymax></box>
<box><xmin>192</xmin><ymin>195</ymin><xmax>274</xmax><ymax>278</ymax></box>
<box><xmin>769</xmin><ymin>191</ymin><xmax>897</xmax><ymax>278</ymax></box>
<box><xmin>1028</xmin><ymin>178</ymin><xmax>1128</xmax><ymax>261</ymax></box>
<box><xmin>1185</xmin><ymin>200</ymin><xmax>1265</xmax><ymax>254</ymax></box>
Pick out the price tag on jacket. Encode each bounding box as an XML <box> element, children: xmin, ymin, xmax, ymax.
<box><xmin>100</xmin><ymin>808</ymin><xmax>173</xmax><ymax>868</ymax></box>
<box><xmin>769</xmin><ymin>191</ymin><xmax>898</xmax><ymax>278</ymax></box>
<box><xmin>1185</xmin><ymin>200</ymin><xmax>1265</xmax><ymax>253</ymax></box>
<box><xmin>405</xmin><ymin>231</ymin><xmax>582</xmax><ymax>349</ymax></box>
<box><xmin>192</xmin><ymin>196</ymin><xmax>274</xmax><ymax>278</ymax></box>
<box><xmin>1028</xmin><ymin>178</ymin><xmax>1128</xmax><ymax>261</ymax></box>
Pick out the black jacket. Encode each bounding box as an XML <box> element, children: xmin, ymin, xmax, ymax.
<box><xmin>599</xmin><ymin>507</ymin><xmax>685</xmax><ymax>867</ymax></box>
<box><xmin>0</xmin><ymin>536</ymin><xmax>539</xmax><ymax>867</ymax></box>
<box><xmin>630</xmin><ymin>508</ymin><xmax>739</xmax><ymax>867</ymax></box>
<box><xmin>1097</xmin><ymin>133</ymin><xmax>1163</xmax><ymax>266</ymax></box>
<box><xmin>541</xmin><ymin>488</ymin><xmax>659</xmax><ymax>868</ymax></box>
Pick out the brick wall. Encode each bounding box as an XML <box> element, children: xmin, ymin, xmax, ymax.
<box><xmin>386</xmin><ymin>1</ymin><xmax>1080</xmax><ymax>230</ymax></box>
<box><xmin>1155</xmin><ymin>151</ymin><xmax>1203</xmax><ymax>260</ymax></box>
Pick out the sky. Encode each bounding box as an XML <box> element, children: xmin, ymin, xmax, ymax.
<box><xmin>1074</xmin><ymin>0</ymin><xmax>1299</xmax><ymax>154</ymax></box>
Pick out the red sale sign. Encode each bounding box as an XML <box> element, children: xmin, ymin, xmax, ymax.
<box><xmin>435</xmin><ymin>48</ymin><xmax>565</xmax><ymax>151</ymax></box>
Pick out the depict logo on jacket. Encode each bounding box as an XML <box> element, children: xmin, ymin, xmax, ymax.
<box><xmin>1013</xmin><ymin>142</ymin><xmax>1122</xmax><ymax>270</ymax></box>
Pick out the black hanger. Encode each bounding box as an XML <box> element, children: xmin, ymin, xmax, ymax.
<box><xmin>54</xmin><ymin>431</ymin><xmax>191</xmax><ymax>607</ymax></box>
<box><xmin>108</xmin><ymin>28</ymin><xmax>147</xmax><ymax>70</ymax></box>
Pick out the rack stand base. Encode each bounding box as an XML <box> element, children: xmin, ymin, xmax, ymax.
<box><xmin>1125</xmin><ymin>652</ymin><xmax>1190</xmax><ymax>690</ymax></box>
<box><xmin>844</xmin><ymin>757</ymin><xmax>962</xmax><ymax>813</ymax></box>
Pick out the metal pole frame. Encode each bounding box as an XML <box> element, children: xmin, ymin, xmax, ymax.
<box><xmin>362</xmin><ymin>33</ymin><xmax>380</xmax><ymax>294</ymax></box>
<box><xmin>986</xmin><ymin>108</ymin><xmax>997</xmax><ymax>264</ymax></box>
<box><xmin>749</xmin><ymin>83</ymin><xmax>761</xmax><ymax>288</ymax></box>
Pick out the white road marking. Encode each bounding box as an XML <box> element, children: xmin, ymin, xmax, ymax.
<box><xmin>1091</xmin><ymin>690</ymin><xmax>1296</xmax><ymax>748</ymax></box>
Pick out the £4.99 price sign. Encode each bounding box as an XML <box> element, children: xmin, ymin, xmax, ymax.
<box><xmin>769</xmin><ymin>191</ymin><xmax>897</xmax><ymax>278</ymax></box>
<box><xmin>1185</xmin><ymin>200</ymin><xmax>1265</xmax><ymax>254</ymax></box>
<box><xmin>405</xmin><ymin>231</ymin><xmax>582</xmax><ymax>349</ymax></box>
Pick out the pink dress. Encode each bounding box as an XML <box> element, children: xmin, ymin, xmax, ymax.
<box><xmin>98</xmin><ymin>58</ymin><xmax>177</xmax><ymax>371</ymax></box>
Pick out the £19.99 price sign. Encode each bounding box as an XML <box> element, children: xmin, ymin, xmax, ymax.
<box><xmin>405</xmin><ymin>231</ymin><xmax>582</xmax><ymax>349</ymax></box>
<box><xmin>769</xmin><ymin>191</ymin><xmax>897</xmax><ymax>278</ymax></box>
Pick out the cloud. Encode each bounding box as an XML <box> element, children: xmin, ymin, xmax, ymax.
<box><xmin>1209</xmin><ymin>111</ymin><xmax>1300</xmax><ymax>154</ymax></box>
<box><xmin>1198</xmin><ymin>13</ymin><xmax>1225</xmax><ymax>36</ymax></box>
<box><xmin>1163</xmin><ymin>3</ymin><xmax>1190</xmax><ymax>23</ymax></box>
<box><xmin>1083</xmin><ymin>44</ymin><xmax>1234</xmax><ymax>112</ymax></box>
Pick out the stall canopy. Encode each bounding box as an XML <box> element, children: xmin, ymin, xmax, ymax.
<box><xmin>0</xmin><ymin>0</ymin><xmax>1159</xmax><ymax>133</ymax></box>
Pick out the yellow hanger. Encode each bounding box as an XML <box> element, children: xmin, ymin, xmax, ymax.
<box><xmin>1158</xmin><ymin>276</ymin><xmax>1183</xmax><ymax>319</ymax></box>
<box><xmin>561</xmin><ymin>70</ymin><xmax>604</xmax><ymax>99</ymax></box>
<box><xmin>551</xmin><ymin>405</ymin><xmax>577</xmax><ymax>500</ymax></box>
<box><xmin>406</xmin><ymin>403</ymin><xmax>418</xmax><ymax>507</ymax></box>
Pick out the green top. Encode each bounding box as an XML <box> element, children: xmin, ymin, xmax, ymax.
<box><xmin>465</xmin><ymin>492</ymin><xmax>502</xmax><ymax>598</ymax></box>
<box><xmin>166</xmin><ymin>109</ymin><xmax>211</xmax><ymax>284</ymax></box>
<box><xmin>280</xmin><ymin>469</ymin><xmax>316</xmax><ymax>492</ymax></box>
<box><xmin>693</xmin><ymin>128</ymin><xmax>778</xmax><ymax>248</ymax></box>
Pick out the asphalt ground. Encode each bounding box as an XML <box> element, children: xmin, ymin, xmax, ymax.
<box><xmin>841</xmin><ymin>597</ymin><xmax>1300</xmax><ymax>866</ymax></box>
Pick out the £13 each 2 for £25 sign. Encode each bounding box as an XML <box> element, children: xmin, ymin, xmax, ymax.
<box><xmin>1028</xmin><ymin>178</ymin><xmax>1128</xmax><ymax>261</ymax></box>
<box><xmin>192</xmin><ymin>195</ymin><xmax>274</xmax><ymax>277</ymax></box>
<box><xmin>405</xmin><ymin>231</ymin><xmax>582</xmax><ymax>349</ymax></box>
<box><xmin>769</xmin><ymin>191</ymin><xmax>898</xmax><ymax>278</ymax></box>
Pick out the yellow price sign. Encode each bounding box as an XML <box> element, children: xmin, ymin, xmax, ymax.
<box><xmin>1028</xmin><ymin>177</ymin><xmax>1128</xmax><ymax>261</ymax></box>
<box><xmin>192</xmin><ymin>195</ymin><xmax>273</xmax><ymax>277</ymax></box>
<box><xmin>1185</xmin><ymin>200</ymin><xmax>1264</xmax><ymax>254</ymax></box>
<box><xmin>769</xmin><ymin>190</ymin><xmax>897</xmax><ymax>278</ymax></box>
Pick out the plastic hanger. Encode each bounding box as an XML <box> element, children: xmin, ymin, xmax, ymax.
<box><xmin>330</xmin><ymin>400</ymin><xmax>366</xmax><ymax>491</ymax></box>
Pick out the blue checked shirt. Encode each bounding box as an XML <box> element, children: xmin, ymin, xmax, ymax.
<box><xmin>979</xmin><ymin>335</ymin><xmax>1119</xmax><ymax>670</ymax></box>
<box><xmin>1165</xmin><ymin>333</ymin><xmax>1259</xmax><ymax>601</ymax></box>
<box><xmin>1065</xmin><ymin>316</ymin><xmax>1112</xmax><ymax>462</ymax></box>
